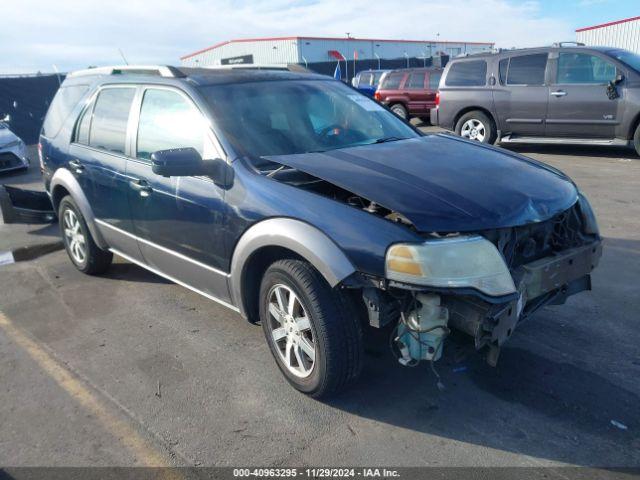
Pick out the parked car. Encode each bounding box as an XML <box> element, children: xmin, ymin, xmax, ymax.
<box><xmin>351</xmin><ymin>69</ymin><xmax>390</xmax><ymax>97</ymax></box>
<box><xmin>374</xmin><ymin>67</ymin><xmax>442</xmax><ymax>120</ymax></box>
<box><xmin>0</xmin><ymin>116</ymin><xmax>29</xmax><ymax>173</ymax></box>
<box><xmin>40</xmin><ymin>65</ymin><xmax>601</xmax><ymax>397</ymax></box>
<box><xmin>432</xmin><ymin>43</ymin><xmax>640</xmax><ymax>155</ymax></box>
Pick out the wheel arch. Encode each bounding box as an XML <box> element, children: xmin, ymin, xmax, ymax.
<box><xmin>229</xmin><ymin>218</ymin><xmax>357</xmax><ymax>322</ymax></box>
<box><xmin>453</xmin><ymin>106</ymin><xmax>497</xmax><ymax>132</ymax></box>
<box><xmin>50</xmin><ymin>168</ymin><xmax>108</xmax><ymax>249</ymax></box>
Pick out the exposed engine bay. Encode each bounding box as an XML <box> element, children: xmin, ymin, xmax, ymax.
<box><xmin>262</xmin><ymin>163</ymin><xmax>602</xmax><ymax>371</ymax></box>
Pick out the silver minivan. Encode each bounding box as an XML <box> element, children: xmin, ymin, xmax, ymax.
<box><xmin>431</xmin><ymin>43</ymin><xmax>640</xmax><ymax>156</ymax></box>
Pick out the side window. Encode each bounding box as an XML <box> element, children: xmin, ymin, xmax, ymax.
<box><xmin>359</xmin><ymin>72</ymin><xmax>373</xmax><ymax>86</ymax></box>
<box><xmin>557</xmin><ymin>52</ymin><xmax>617</xmax><ymax>84</ymax></box>
<box><xmin>445</xmin><ymin>61</ymin><xmax>487</xmax><ymax>87</ymax></box>
<box><xmin>136</xmin><ymin>89</ymin><xmax>207</xmax><ymax>161</ymax></box>
<box><xmin>498</xmin><ymin>58</ymin><xmax>509</xmax><ymax>85</ymax></box>
<box><xmin>406</xmin><ymin>72</ymin><xmax>426</xmax><ymax>89</ymax></box>
<box><xmin>89</xmin><ymin>88</ymin><xmax>136</xmax><ymax>154</ymax></box>
<box><xmin>42</xmin><ymin>85</ymin><xmax>89</xmax><ymax>138</ymax></box>
<box><xmin>428</xmin><ymin>72</ymin><xmax>442</xmax><ymax>90</ymax></box>
<box><xmin>74</xmin><ymin>99</ymin><xmax>95</xmax><ymax>145</ymax></box>
<box><xmin>382</xmin><ymin>73</ymin><xmax>404</xmax><ymax>89</ymax></box>
<box><xmin>507</xmin><ymin>53</ymin><xmax>548</xmax><ymax>85</ymax></box>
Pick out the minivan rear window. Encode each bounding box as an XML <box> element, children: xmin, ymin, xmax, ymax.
<box><xmin>445</xmin><ymin>61</ymin><xmax>487</xmax><ymax>87</ymax></box>
<box><xmin>507</xmin><ymin>53</ymin><xmax>548</xmax><ymax>85</ymax></box>
<box><xmin>42</xmin><ymin>85</ymin><xmax>89</xmax><ymax>138</ymax></box>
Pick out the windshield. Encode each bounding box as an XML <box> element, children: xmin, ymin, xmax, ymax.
<box><xmin>202</xmin><ymin>80</ymin><xmax>418</xmax><ymax>164</ymax></box>
<box><xmin>608</xmin><ymin>49</ymin><xmax>640</xmax><ymax>72</ymax></box>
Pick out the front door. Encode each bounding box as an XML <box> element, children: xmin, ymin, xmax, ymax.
<box><xmin>126</xmin><ymin>86</ymin><xmax>232</xmax><ymax>305</ymax></box>
<box><xmin>493</xmin><ymin>53</ymin><xmax>549</xmax><ymax>136</ymax></box>
<box><xmin>546</xmin><ymin>51</ymin><xmax>621</xmax><ymax>138</ymax></box>
<box><xmin>68</xmin><ymin>86</ymin><xmax>140</xmax><ymax>257</ymax></box>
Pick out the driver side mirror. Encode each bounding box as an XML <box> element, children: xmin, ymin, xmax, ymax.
<box><xmin>614</xmin><ymin>73</ymin><xmax>624</xmax><ymax>84</ymax></box>
<box><xmin>0</xmin><ymin>114</ymin><xmax>11</xmax><ymax>123</ymax></box>
<box><xmin>151</xmin><ymin>147</ymin><xmax>233</xmax><ymax>188</ymax></box>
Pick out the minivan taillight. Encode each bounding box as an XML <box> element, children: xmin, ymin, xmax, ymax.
<box><xmin>435</xmin><ymin>91</ymin><xmax>440</xmax><ymax>107</ymax></box>
<box><xmin>374</xmin><ymin>91</ymin><xmax>381</xmax><ymax>102</ymax></box>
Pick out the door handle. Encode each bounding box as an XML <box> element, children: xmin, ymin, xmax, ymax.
<box><xmin>129</xmin><ymin>179</ymin><xmax>153</xmax><ymax>197</ymax></box>
<box><xmin>68</xmin><ymin>159</ymin><xmax>84</xmax><ymax>173</ymax></box>
<box><xmin>550</xmin><ymin>90</ymin><xmax>567</xmax><ymax>97</ymax></box>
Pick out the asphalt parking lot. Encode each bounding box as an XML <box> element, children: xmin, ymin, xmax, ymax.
<box><xmin>1</xmin><ymin>133</ymin><xmax>639</xmax><ymax>470</ymax></box>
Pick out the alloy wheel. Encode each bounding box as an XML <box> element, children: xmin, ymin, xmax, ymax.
<box><xmin>63</xmin><ymin>208</ymin><xmax>86</xmax><ymax>265</ymax></box>
<box><xmin>461</xmin><ymin>118</ymin><xmax>486</xmax><ymax>142</ymax></box>
<box><xmin>266</xmin><ymin>284</ymin><xmax>316</xmax><ymax>378</ymax></box>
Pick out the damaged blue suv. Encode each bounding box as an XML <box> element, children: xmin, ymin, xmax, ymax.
<box><xmin>40</xmin><ymin>65</ymin><xmax>602</xmax><ymax>397</ymax></box>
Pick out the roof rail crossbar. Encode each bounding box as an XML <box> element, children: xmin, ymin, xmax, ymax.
<box><xmin>552</xmin><ymin>41</ymin><xmax>586</xmax><ymax>47</ymax></box>
<box><xmin>68</xmin><ymin>65</ymin><xmax>186</xmax><ymax>78</ymax></box>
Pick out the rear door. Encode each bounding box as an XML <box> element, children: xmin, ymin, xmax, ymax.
<box><xmin>68</xmin><ymin>86</ymin><xmax>140</xmax><ymax>257</ymax></box>
<box><xmin>493</xmin><ymin>52</ymin><xmax>549</xmax><ymax>136</ymax></box>
<box><xmin>405</xmin><ymin>71</ymin><xmax>428</xmax><ymax>115</ymax></box>
<box><xmin>125</xmin><ymin>86</ymin><xmax>232</xmax><ymax>304</ymax></box>
<box><xmin>426</xmin><ymin>70</ymin><xmax>442</xmax><ymax>110</ymax></box>
<box><xmin>546</xmin><ymin>50</ymin><xmax>620</xmax><ymax>138</ymax></box>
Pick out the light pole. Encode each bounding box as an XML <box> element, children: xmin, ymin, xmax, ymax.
<box><xmin>374</xmin><ymin>52</ymin><xmax>381</xmax><ymax>70</ymax></box>
<box><xmin>403</xmin><ymin>52</ymin><xmax>409</xmax><ymax>68</ymax></box>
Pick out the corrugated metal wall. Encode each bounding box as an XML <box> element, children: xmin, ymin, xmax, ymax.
<box><xmin>577</xmin><ymin>19</ymin><xmax>640</xmax><ymax>54</ymax></box>
<box><xmin>182</xmin><ymin>39</ymin><xmax>300</xmax><ymax>67</ymax></box>
<box><xmin>182</xmin><ymin>38</ymin><xmax>492</xmax><ymax>67</ymax></box>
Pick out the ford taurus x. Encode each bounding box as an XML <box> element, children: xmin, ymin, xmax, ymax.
<box><xmin>39</xmin><ymin>65</ymin><xmax>602</xmax><ymax>397</ymax></box>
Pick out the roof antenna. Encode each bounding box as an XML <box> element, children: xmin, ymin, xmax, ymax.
<box><xmin>118</xmin><ymin>48</ymin><xmax>129</xmax><ymax>65</ymax></box>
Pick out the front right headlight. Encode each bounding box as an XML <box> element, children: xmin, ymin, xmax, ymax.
<box><xmin>577</xmin><ymin>192</ymin><xmax>599</xmax><ymax>235</ymax></box>
<box><xmin>386</xmin><ymin>235</ymin><xmax>516</xmax><ymax>297</ymax></box>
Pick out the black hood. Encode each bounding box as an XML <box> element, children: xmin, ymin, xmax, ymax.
<box><xmin>264</xmin><ymin>135</ymin><xmax>578</xmax><ymax>232</ymax></box>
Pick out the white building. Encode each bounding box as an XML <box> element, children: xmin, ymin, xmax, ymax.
<box><xmin>180</xmin><ymin>36</ymin><xmax>494</xmax><ymax>79</ymax></box>
<box><xmin>576</xmin><ymin>16</ymin><xmax>640</xmax><ymax>54</ymax></box>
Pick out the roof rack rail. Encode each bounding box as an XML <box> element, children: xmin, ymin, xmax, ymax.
<box><xmin>552</xmin><ymin>42</ymin><xmax>586</xmax><ymax>47</ymax></box>
<box><xmin>203</xmin><ymin>63</ymin><xmax>311</xmax><ymax>72</ymax></box>
<box><xmin>67</xmin><ymin>65</ymin><xmax>186</xmax><ymax>78</ymax></box>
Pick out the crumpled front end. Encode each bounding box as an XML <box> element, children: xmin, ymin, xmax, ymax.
<box><xmin>372</xmin><ymin>197</ymin><xmax>602</xmax><ymax>367</ymax></box>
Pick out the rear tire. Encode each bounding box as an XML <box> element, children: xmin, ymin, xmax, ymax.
<box><xmin>633</xmin><ymin>123</ymin><xmax>640</xmax><ymax>157</ymax></box>
<box><xmin>58</xmin><ymin>196</ymin><xmax>112</xmax><ymax>275</ymax></box>
<box><xmin>259</xmin><ymin>259</ymin><xmax>363</xmax><ymax>398</ymax></box>
<box><xmin>455</xmin><ymin>110</ymin><xmax>496</xmax><ymax>144</ymax></box>
<box><xmin>390</xmin><ymin>103</ymin><xmax>408</xmax><ymax>120</ymax></box>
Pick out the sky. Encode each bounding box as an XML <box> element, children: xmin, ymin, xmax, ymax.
<box><xmin>0</xmin><ymin>0</ymin><xmax>638</xmax><ymax>74</ymax></box>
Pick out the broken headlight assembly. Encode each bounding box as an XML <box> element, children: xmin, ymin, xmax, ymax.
<box><xmin>385</xmin><ymin>235</ymin><xmax>517</xmax><ymax>297</ymax></box>
<box><xmin>577</xmin><ymin>191</ymin><xmax>599</xmax><ymax>235</ymax></box>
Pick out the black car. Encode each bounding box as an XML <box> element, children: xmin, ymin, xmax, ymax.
<box><xmin>39</xmin><ymin>65</ymin><xmax>601</xmax><ymax>397</ymax></box>
<box><xmin>432</xmin><ymin>43</ymin><xmax>640</xmax><ymax>155</ymax></box>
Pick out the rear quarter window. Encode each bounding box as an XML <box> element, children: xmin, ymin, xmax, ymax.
<box><xmin>41</xmin><ymin>85</ymin><xmax>89</xmax><ymax>138</ymax></box>
<box><xmin>445</xmin><ymin>61</ymin><xmax>487</xmax><ymax>87</ymax></box>
<box><xmin>381</xmin><ymin>73</ymin><xmax>404</xmax><ymax>89</ymax></box>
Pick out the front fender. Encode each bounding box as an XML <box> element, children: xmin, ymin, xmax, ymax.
<box><xmin>229</xmin><ymin>218</ymin><xmax>356</xmax><ymax>318</ymax></box>
<box><xmin>50</xmin><ymin>168</ymin><xmax>108</xmax><ymax>249</ymax></box>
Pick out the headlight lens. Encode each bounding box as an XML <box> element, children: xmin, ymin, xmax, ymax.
<box><xmin>386</xmin><ymin>236</ymin><xmax>516</xmax><ymax>297</ymax></box>
<box><xmin>578</xmin><ymin>192</ymin><xmax>599</xmax><ymax>235</ymax></box>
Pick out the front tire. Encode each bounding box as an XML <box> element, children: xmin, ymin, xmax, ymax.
<box><xmin>58</xmin><ymin>196</ymin><xmax>112</xmax><ymax>275</ymax></box>
<box><xmin>259</xmin><ymin>259</ymin><xmax>363</xmax><ymax>398</ymax></box>
<box><xmin>455</xmin><ymin>110</ymin><xmax>496</xmax><ymax>144</ymax></box>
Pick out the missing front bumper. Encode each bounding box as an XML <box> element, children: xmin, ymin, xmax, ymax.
<box><xmin>445</xmin><ymin>239</ymin><xmax>602</xmax><ymax>358</ymax></box>
<box><xmin>0</xmin><ymin>185</ymin><xmax>56</xmax><ymax>224</ymax></box>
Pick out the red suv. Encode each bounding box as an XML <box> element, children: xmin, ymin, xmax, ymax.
<box><xmin>374</xmin><ymin>68</ymin><xmax>442</xmax><ymax>121</ymax></box>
